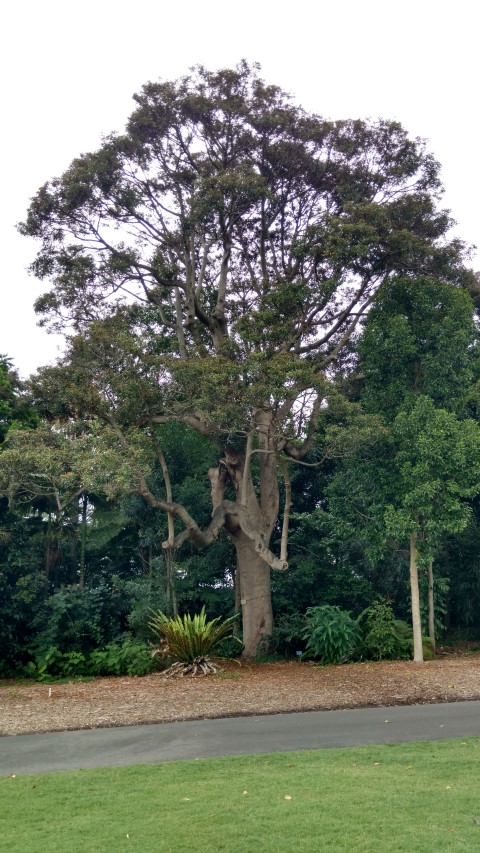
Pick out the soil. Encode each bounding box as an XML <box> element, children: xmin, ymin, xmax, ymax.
<box><xmin>2</xmin><ymin>649</ymin><xmax>480</xmax><ymax>737</ymax></box>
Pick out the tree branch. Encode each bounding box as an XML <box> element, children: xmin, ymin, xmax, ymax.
<box><xmin>277</xmin><ymin>455</ymin><xmax>292</xmax><ymax>563</ymax></box>
<box><xmin>279</xmin><ymin>395</ymin><xmax>322</xmax><ymax>460</ymax></box>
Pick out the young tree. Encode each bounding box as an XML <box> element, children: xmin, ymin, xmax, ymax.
<box><xmin>358</xmin><ymin>276</ymin><xmax>479</xmax><ymax>656</ymax></box>
<box><xmin>20</xmin><ymin>63</ymin><xmax>471</xmax><ymax>654</ymax></box>
<box><xmin>385</xmin><ymin>397</ymin><xmax>480</xmax><ymax>660</ymax></box>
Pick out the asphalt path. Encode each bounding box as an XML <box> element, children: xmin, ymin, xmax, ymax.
<box><xmin>2</xmin><ymin>700</ymin><xmax>480</xmax><ymax>776</ymax></box>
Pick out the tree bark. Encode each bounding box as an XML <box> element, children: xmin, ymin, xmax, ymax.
<box><xmin>164</xmin><ymin>548</ymin><xmax>178</xmax><ymax>618</ymax></box>
<box><xmin>235</xmin><ymin>531</ymin><xmax>273</xmax><ymax>657</ymax></box>
<box><xmin>409</xmin><ymin>532</ymin><xmax>424</xmax><ymax>662</ymax></box>
<box><xmin>427</xmin><ymin>558</ymin><xmax>435</xmax><ymax>656</ymax></box>
<box><xmin>233</xmin><ymin>566</ymin><xmax>242</xmax><ymax>639</ymax></box>
<box><xmin>79</xmin><ymin>494</ymin><xmax>87</xmax><ymax>590</ymax></box>
<box><xmin>206</xmin><ymin>418</ymin><xmax>283</xmax><ymax>656</ymax></box>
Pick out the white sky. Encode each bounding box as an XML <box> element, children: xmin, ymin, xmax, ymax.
<box><xmin>1</xmin><ymin>0</ymin><xmax>478</xmax><ymax>377</ymax></box>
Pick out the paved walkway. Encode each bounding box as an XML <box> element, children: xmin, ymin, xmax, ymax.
<box><xmin>2</xmin><ymin>700</ymin><xmax>480</xmax><ymax>776</ymax></box>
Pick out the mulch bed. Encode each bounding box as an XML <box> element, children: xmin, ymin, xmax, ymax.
<box><xmin>2</xmin><ymin>652</ymin><xmax>480</xmax><ymax>736</ymax></box>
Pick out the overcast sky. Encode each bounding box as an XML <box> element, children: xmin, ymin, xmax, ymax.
<box><xmin>2</xmin><ymin>0</ymin><xmax>478</xmax><ymax>377</ymax></box>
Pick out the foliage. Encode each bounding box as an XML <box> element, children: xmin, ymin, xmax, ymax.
<box><xmin>359</xmin><ymin>277</ymin><xmax>476</xmax><ymax>420</ymax></box>
<box><xmin>87</xmin><ymin>637</ymin><xmax>159</xmax><ymax>677</ymax></box>
<box><xmin>437</xmin><ymin>505</ymin><xmax>480</xmax><ymax>637</ymax></box>
<box><xmin>0</xmin><ymin>356</ymin><xmax>38</xmax><ymax>445</ymax></box>
<box><xmin>358</xmin><ymin>600</ymin><xmax>411</xmax><ymax>660</ymax></box>
<box><xmin>33</xmin><ymin>584</ymin><xmax>131</xmax><ymax>657</ymax></box>
<box><xmin>213</xmin><ymin>634</ymin><xmax>244</xmax><ymax>658</ymax></box>
<box><xmin>0</xmin><ymin>422</ymin><xmax>89</xmax><ymax>511</ymax></box>
<box><xmin>0</xmin><ymin>509</ymin><xmax>48</xmax><ymax>675</ymax></box>
<box><xmin>385</xmin><ymin>396</ymin><xmax>480</xmax><ymax>558</ymax></box>
<box><xmin>148</xmin><ymin>606</ymin><xmax>240</xmax><ymax>675</ymax></box>
<box><xmin>419</xmin><ymin>572</ymin><xmax>449</xmax><ymax>641</ymax></box>
<box><xmin>108</xmin><ymin>573</ymin><xmax>169</xmax><ymax>641</ymax></box>
<box><xmin>302</xmin><ymin>605</ymin><xmax>361</xmax><ymax>664</ymax></box>
<box><xmin>272</xmin><ymin>612</ymin><xmax>306</xmax><ymax>657</ymax></box>
<box><xmin>23</xmin><ymin>636</ymin><xmax>159</xmax><ymax>681</ymax></box>
<box><xmin>388</xmin><ymin>618</ymin><xmax>434</xmax><ymax>662</ymax></box>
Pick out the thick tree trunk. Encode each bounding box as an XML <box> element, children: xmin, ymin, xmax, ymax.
<box><xmin>234</xmin><ymin>531</ymin><xmax>273</xmax><ymax>657</ymax></box>
<box><xmin>427</xmin><ymin>559</ymin><xmax>435</xmax><ymax>656</ymax></box>
<box><xmin>409</xmin><ymin>532</ymin><xmax>424</xmax><ymax>662</ymax></box>
<box><xmin>205</xmin><ymin>413</ymin><xmax>283</xmax><ymax>657</ymax></box>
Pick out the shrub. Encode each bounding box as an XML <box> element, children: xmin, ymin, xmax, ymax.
<box><xmin>272</xmin><ymin>612</ymin><xmax>305</xmax><ymax>657</ymax></box>
<box><xmin>23</xmin><ymin>636</ymin><xmax>160</xmax><ymax>681</ymax></box>
<box><xmin>359</xmin><ymin>600</ymin><xmax>406</xmax><ymax>660</ymax></box>
<box><xmin>214</xmin><ymin>634</ymin><xmax>244</xmax><ymax>659</ymax></box>
<box><xmin>33</xmin><ymin>585</ymin><xmax>129</xmax><ymax>657</ymax></box>
<box><xmin>23</xmin><ymin>646</ymin><xmax>64</xmax><ymax>682</ymax></box>
<box><xmin>112</xmin><ymin>574</ymin><xmax>168</xmax><ymax>642</ymax></box>
<box><xmin>148</xmin><ymin>606</ymin><xmax>240</xmax><ymax>676</ymax></box>
<box><xmin>302</xmin><ymin>605</ymin><xmax>361</xmax><ymax>664</ymax></box>
<box><xmin>87</xmin><ymin>637</ymin><xmax>158</xmax><ymax>677</ymax></box>
<box><xmin>358</xmin><ymin>606</ymin><xmax>434</xmax><ymax>662</ymax></box>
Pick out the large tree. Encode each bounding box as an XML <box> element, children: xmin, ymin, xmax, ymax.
<box><xmin>20</xmin><ymin>63</ymin><xmax>472</xmax><ymax>654</ymax></box>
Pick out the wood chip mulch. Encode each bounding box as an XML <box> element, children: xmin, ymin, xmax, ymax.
<box><xmin>2</xmin><ymin>651</ymin><xmax>480</xmax><ymax>737</ymax></box>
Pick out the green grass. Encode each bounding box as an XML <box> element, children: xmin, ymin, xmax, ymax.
<box><xmin>2</xmin><ymin>739</ymin><xmax>480</xmax><ymax>852</ymax></box>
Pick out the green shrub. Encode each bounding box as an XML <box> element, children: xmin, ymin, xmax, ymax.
<box><xmin>214</xmin><ymin>634</ymin><xmax>244</xmax><ymax>658</ymax></box>
<box><xmin>112</xmin><ymin>574</ymin><xmax>168</xmax><ymax>642</ymax></box>
<box><xmin>23</xmin><ymin>646</ymin><xmax>64</xmax><ymax>682</ymax></box>
<box><xmin>23</xmin><ymin>636</ymin><xmax>159</xmax><ymax>681</ymax></box>
<box><xmin>33</xmin><ymin>585</ymin><xmax>129</xmax><ymax>657</ymax></box>
<box><xmin>87</xmin><ymin>637</ymin><xmax>159</xmax><ymax>677</ymax></box>
<box><xmin>392</xmin><ymin>618</ymin><xmax>416</xmax><ymax>659</ymax></box>
<box><xmin>358</xmin><ymin>606</ymin><xmax>434</xmax><ymax>662</ymax></box>
<box><xmin>358</xmin><ymin>601</ymin><xmax>407</xmax><ymax>660</ymax></box>
<box><xmin>302</xmin><ymin>605</ymin><xmax>361</xmax><ymax>664</ymax></box>
<box><xmin>61</xmin><ymin>650</ymin><xmax>87</xmax><ymax>677</ymax></box>
<box><xmin>272</xmin><ymin>612</ymin><xmax>305</xmax><ymax>657</ymax></box>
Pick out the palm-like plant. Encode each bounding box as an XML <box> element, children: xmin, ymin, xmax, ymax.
<box><xmin>149</xmin><ymin>606</ymin><xmax>240</xmax><ymax>677</ymax></box>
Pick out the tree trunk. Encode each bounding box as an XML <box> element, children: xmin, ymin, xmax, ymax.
<box><xmin>427</xmin><ymin>559</ymin><xmax>435</xmax><ymax>656</ymax></box>
<box><xmin>232</xmin><ymin>566</ymin><xmax>242</xmax><ymax>639</ymax></box>
<box><xmin>45</xmin><ymin>511</ymin><xmax>52</xmax><ymax>583</ymax></box>
<box><xmin>235</xmin><ymin>531</ymin><xmax>273</xmax><ymax>657</ymax></box>
<box><xmin>79</xmin><ymin>494</ymin><xmax>87</xmax><ymax>590</ymax></box>
<box><xmin>409</xmin><ymin>532</ymin><xmax>424</xmax><ymax>662</ymax></box>
<box><xmin>165</xmin><ymin>548</ymin><xmax>178</xmax><ymax>617</ymax></box>
<box><xmin>207</xmin><ymin>413</ymin><xmax>281</xmax><ymax>657</ymax></box>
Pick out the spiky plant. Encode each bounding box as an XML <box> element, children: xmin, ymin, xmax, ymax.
<box><xmin>148</xmin><ymin>606</ymin><xmax>240</xmax><ymax>677</ymax></box>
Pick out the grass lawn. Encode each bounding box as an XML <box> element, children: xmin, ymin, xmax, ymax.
<box><xmin>2</xmin><ymin>739</ymin><xmax>480</xmax><ymax>852</ymax></box>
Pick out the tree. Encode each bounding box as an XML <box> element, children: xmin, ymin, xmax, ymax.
<box><xmin>0</xmin><ymin>423</ymin><xmax>93</xmax><ymax>585</ymax></box>
<box><xmin>0</xmin><ymin>356</ymin><xmax>38</xmax><ymax>445</ymax></box>
<box><xmin>356</xmin><ymin>276</ymin><xmax>479</xmax><ymax>656</ymax></box>
<box><xmin>20</xmin><ymin>63</ymin><xmax>471</xmax><ymax>655</ymax></box>
<box><xmin>385</xmin><ymin>397</ymin><xmax>480</xmax><ymax>659</ymax></box>
<box><xmin>359</xmin><ymin>276</ymin><xmax>475</xmax><ymax>419</ymax></box>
